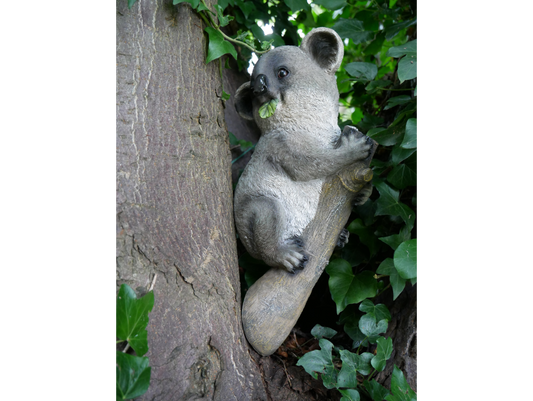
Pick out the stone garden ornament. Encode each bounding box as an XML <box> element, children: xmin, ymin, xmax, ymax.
<box><xmin>234</xmin><ymin>27</ymin><xmax>377</xmax><ymax>356</ymax></box>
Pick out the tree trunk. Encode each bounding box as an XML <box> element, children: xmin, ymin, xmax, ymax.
<box><xmin>116</xmin><ymin>1</ymin><xmax>268</xmax><ymax>399</ymax></box>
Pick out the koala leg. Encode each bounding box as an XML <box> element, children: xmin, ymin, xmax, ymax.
<box><xmin>238</xmin><ymin>197</ymin><xmax>308</xmax><ymax>273</ymax></box>
<box><xmin>336</xmin><ymin>228</ymin><xmax>350</xmax><ymax>248</ymax></box>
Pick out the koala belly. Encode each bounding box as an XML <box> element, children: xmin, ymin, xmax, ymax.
<box><xmin>270</xmin><ymin>176</ymin><xmax>323</xmax><ymax>239</ymax></box>
<box><xmin>235</xmin><ymin>170</ymin><xmax>323</xmax><ymax>242</ymax></box>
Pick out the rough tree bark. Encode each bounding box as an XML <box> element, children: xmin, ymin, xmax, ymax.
<box><xmin>116</xmin><ymin>1</ymin><xmax>268</xmax><ymax>399</ymax></box>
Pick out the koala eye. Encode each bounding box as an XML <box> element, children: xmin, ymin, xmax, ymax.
<box><xmin>277</xmin><ymin>68</ymin><xmax>289</xmax><ymax>79</ymax></box>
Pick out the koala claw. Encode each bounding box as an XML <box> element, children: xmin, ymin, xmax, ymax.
<box><xmin>296</xmin><ymin>255</ymin><xmax>308</xmax><ymax>270</ymax></box>
<box><xmin>340</xmin><ymin>128</ymin><xmax>372</xmax><ymax>158</ymax></box>
<box><xmin>279</xmin><ymin>237</ymin><xmax>308</xmax><ymax>273</ymax></box>
<box><xmin>336</xmin><ymin>228</ymin><xmax>349</xmax><ymax>248</ymax></box>
<box><xmin>342</xmin><ymin>125</ymin><xmax>364</xmax><ymax>138</ymax></box>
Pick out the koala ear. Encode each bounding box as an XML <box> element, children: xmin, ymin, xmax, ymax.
<box><xmin>234</xmin><ymin>82</ymin><xmax>255</xmax><ymax>121</ymax></box>
<box><xmin>300</xmin><ymin>27</ymin><xmax>344</xmax><ymax>74</ymax></box>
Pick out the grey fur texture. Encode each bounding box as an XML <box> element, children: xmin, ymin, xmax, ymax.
<box><xmin>234</xmin><ymin>28</ymin><xmax>373</xmax><ymax>273</ymax></box>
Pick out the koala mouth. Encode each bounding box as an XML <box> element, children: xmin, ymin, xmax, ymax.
<box><xmin>258</xmin><ymin>98</ymin><xmax>279</xmax><ymax>119</ymax></box>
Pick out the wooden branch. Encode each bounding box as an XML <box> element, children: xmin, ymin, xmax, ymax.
<box><xmin>242</xmin><ymin>137</ymin><xmax>378</xmax><ymax>356</ymax></box>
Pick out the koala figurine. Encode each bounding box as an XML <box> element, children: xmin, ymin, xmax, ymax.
<box><xmin>233</xmin><ymin>28</ymin><xmax>373</xmax><ymax>274</ymax></box>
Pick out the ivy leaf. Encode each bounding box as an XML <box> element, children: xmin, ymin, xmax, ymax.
<box><xmin>387</xmin><ymin>163</ymin><xmax>416</xmax><ymax>189</ymax></box>
<box><xmin>311</xmin><ymin>324</ymin><xmax>338</xmax><ymax>339</ymax></box>
<box><xmin>215</xmin><ymin>4</ymin><xmax>234</xmax><ymax>27</ymax></box>
<box><xmin>339</xmin><ymin>389</ymin><xmax>361</xmax><ymax>401</ymax></box>
<box><xmin>376</xmin><ymin>258</ymin><xmax>406</xmax><ymax>300</ymax></box>
<box><xmin>364</xmin><ymin>379</ymin><xmax>390</xmax><ymax>401</ymax></box>
<box><xmin>345</xmin><ymin>62</ymin><xmax>378</xmax><ymax>82</ymax></box>
<box><xmin>385</xmin><ymin>365</ymin><xmax>417</xmax><ymax>401</ymax></box>
<box><xmin>332</xmin><ymin>19</ymin><xmax>374</xmax><ymax>44</ymax></box>
<box><xmin>204</xmin><ymin>27</ymin><xmax>237</xmax><ymax>64</ymax></box>
<box><xmin>258</xmin><ymin>98</ymin><xmax>279</xmax><ymax>118</ymax></box>
<box><xmin>359</xmin><ymin>314</ymin><xmax>388</xmax><ymax>343</ymax></box>
<box><xmin>116</xmin><ymin>351</ymin><xmax>151</xmax><ymax>400</ymax></box>
<box><xmin>337</xmin><ymin>350</ymin><xmax>373</xmax><ymax>389</ymax></box>
<box><xmin>326</xmin><ymin>259</ymin><xmax>377</xmax><ymax>314</ymax></box>
<box><xmin>359</xmin><ymin>299</ymin><xmax>391</xmax><ymax>323</ymax></box>
<box><xmin>313</xmin><ymin>0</ymin><xmax>348</xmax><ymax>10</ymax></box>
<box><xmin>387</xmin><ymin>40</ymin><xmax>417</xmax><ymax>83</ymax></box>
<box><xmin>378</xmin><ymin>225</ymin><xmax>411</xmax><ymax>250</ymax></box>
<box><xmin>339</xmin><ymin>308</ymin><xmax>368</xmax><ymax>348</ymax></box>
<box><xmin>391</xmin><ymin>145</ymin><xmax>416</xmax><ymax>165</ymax></box>
<box><xmin>357</xmin><ymin>115</ymin><xmax>384</xmax><ymax>131</ymax></box>
<box><xmin>398</xmin><ymin>57</ymin><xmax>417</xmax><ymax>83</ymax></box>
<box><xmin>347</xmin><ymin>218</ymin><xmax>380</xmax><ymax>257</ymax></box>
<box><xmin>384</xmin><ymin>19</ymin><xmax>417</xmax><ymax>40</ymax></box>
<box><xmin>261</xmin><ymin>38</ymin><xmax>275</xmax><ymax>50</ymax></box>
<box><xmin>367</xmin><ymin>126</ymin><xmax>403</xmax><ymax>147</ymax></box>
<box><xmin>366</xmin><ymin>79</ymin><xmax>392</xmax><ymax>94</ymax></box>
<box><xmin>384</xmin><ymin>95</ymin><xmax>412</xmax><ymax>110</ymax></box>
<box><xmin>221</xmin><ymin>90</ymin><xmax>231</xmax><ymax>101</ymax></box>
<box><xmin>386</xmin><ymin>40</ymin><xmax>416</xmax><ymax>58</ymax></box>
<box><xmin>351</xmin><ymin>108</ymin><xmax>364</xmax><ymax>124</ymax></box>
<box><xmin>337</xmin><ymin>350</ymin><xmax>359</xmax><ymax>388</ymax></box>
<box><xmin>217</xmin><ymin>0</ymin><xmax>234</xmax><ymax>11</ymax></box>
<box><xmin>401</xmin><ymin>118</ymin><xmax>417</xmax><ymax>149</ymax></box>
<box><xmin>235</xmin><ymin>0</ymin><xmax>256</xmax><ymax>18</ymax></box>
<box><xmin>128</xmin><ymin>0</ymin><xmax>138</xmax><ymax>9</ymax></box>
<box><xmin>116</xmin><ymin>284</ymin><xmax>154</xmax><ymax>357</ymax></box>
<box><xmin>394</xmin><ymin>239</ymin><xmax>417</xmax><ymax>279</ymax></box>
<box><xmin>374</xmin><ymin>181</ymin><xmax>415</xmax><ymax>233</ymax></box>
<box><xmin>284</xmin><ymin>0</ymin><xmax>311</xmax><ymax>12</ymax></box>
<box><xmin>296</xmin><ymin>339</ymin><xmax>337</xmax><ymax>388</ymax></box>
<box><xmin>371</xmin><ymin>337</ymin><xmax>393</xmax><ymax>372</ymax></box>
<box><xmin>337</xmin><ymin>350</ymin><xmax>374</xmax><ymax>387</ymax></box>
<box><xmin>364</xmin><ymin>32</ymin><xmax>385</xmax><ymax>55</ymax></box>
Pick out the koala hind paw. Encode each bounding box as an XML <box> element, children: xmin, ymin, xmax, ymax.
<box><xmin>336</xmin><ymin>228</ymin><xmax>349</xmax><ymax>248</ymax></box>
<box><xmin>279</xmin><ymin>237</ymin><xmax>308</xmax><ymax>274</ymax></box>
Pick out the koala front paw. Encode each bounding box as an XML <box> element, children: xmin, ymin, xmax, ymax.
<box><xmin>278</xmin><ymin>237</ymin><xmax>309</xmax><ymax>274</ymax></box>
<box><xmin>341</xmin><ymin>126</ymin><xmax>373</xmax><ymax>160</ymax></box>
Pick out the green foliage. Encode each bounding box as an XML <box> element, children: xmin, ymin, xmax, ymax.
<box><xmin>116</xmin><ymin>284</ymin><xmax>154</xmax><ymax>400</ymax></box>
<box><xmin>394</xmin><ymin>239</ymin><xmax>417</xmax><ymax>279</ymax></box>
<box><xmin>205</xmin><ymin>26</ymin><xmax>238</xmax><ymax>64</ymax></box>
<box><xmin>326</xmin><ymin>259</ymin><xmax>377</xmax><ymax>314</ymax></box>
<box><xmin>371</xmin><ymin>337</ymin><xmax>393</xmax><ymax>371</ymax></box>
<box><xmin>385</xmin><ymin>366</ymin><xmax>417</xmax><ymax>401</ymax></box>
<box><xmin>387</xmin><ymin>40</ymin><xmax>417</xmax><ymax>83</ymax></box>
<box><xmin>116</xmin><ymin>351</ymin><xmax>152</xmax><ymax>400</ymax></box>
<box><xmin>296</xmin><ymin>338</ymin><xmax>337</xmax><ymax>386</ymax></box>
<box><xmin>345</xmin><ymin>62</ymin><xmax>378</xmax><ymax>82</ymax></box>
<box><xmin>333</xmin><ymin>19</ymin><xmax>374</xmax><ymax>44</ymax></box>
<box><xmin>296</xmin><ymin>323</ymin><xmax>416</xmax><ymax>400</ymax></box>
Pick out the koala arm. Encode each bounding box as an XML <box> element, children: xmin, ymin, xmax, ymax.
<box><xmin>274</xmin><ymin>126</ymin><xmax>373</xmax><ymax>182</ymax></box>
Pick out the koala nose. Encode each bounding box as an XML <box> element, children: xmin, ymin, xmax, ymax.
<box><xmin>252</xmin><ymin>74</ymin><xmax>268</xmax><ymax>96</ymax></box>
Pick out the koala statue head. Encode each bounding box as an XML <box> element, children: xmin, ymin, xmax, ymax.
<box><xmin>234</xmin><ymin>28</ymin><xmax>344</xmax><ymax>134</ymax></box>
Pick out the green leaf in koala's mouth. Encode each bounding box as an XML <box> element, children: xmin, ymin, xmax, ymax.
<box><xmin>258</xmin><ymin>98</ymin><xmax>279</xmax><ymax>119</ymax></box>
